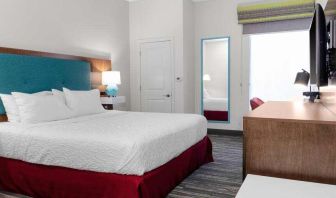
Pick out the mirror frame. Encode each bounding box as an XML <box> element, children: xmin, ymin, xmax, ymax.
<box><xmin>201</xmin><ymin>36</ymin><xmax>231</xmax><ymax>124</ymax></box>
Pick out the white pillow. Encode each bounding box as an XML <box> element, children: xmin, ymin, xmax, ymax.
<box><xmin>12</xmin><ymin>92</ymin><xmax>73</xmax><ymax>123</ymax></box>
<box><xmin>63</xmin><ymin>88</ymin><xmax>105</xmax><ymax>117</ymax></box>
<box><xmin>52</xmin><ymin>89</ymin><xmax>66</xmax><ymax>103</ymax></box>
<box><xmin>0</xmin><ymin>91</ymin><xmax>52</xmax><ymax>123</ymax></box>
<box><xmin>0</xmin><ymin>94</ymin><xmax>20</xmax><ymax>122</ymax></box>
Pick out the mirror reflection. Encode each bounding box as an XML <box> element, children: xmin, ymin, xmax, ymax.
<box><xmin>202</xmin><ymin>37</ymin><xmax>230</xmax><ymax>122</ymax></box>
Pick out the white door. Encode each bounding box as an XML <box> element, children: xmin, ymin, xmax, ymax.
<box><xmin>140</xmin><ymin>40</ymin><xmax>173</xmax><ymax>113</ymax></box>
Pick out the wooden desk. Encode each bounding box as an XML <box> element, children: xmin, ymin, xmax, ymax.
<box><xmin>243</xmin><ymin>101</ymin><xmax>336</xmax><ymax>184</ymax></box>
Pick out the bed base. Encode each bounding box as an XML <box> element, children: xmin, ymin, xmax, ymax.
<box><xmin>0</xmin><ymin>136</ymin><xmax>213</xmax><ymax>198</ymax></box>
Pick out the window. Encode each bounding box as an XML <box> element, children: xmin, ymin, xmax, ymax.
<box><xmin>249</xmin><ymin>31</ymin><xmax>310</xmax><ymax>101</ymax></box>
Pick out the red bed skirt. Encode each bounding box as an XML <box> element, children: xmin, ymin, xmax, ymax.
<box><xmin>0</xmin><ymin>136</ymin><xmax>213</xmax><ymax>198</ymax></box>
<box><xmin>204</xmin><ymin>110</ymin><xmax>228</xmax><ymax>121</ymax></box>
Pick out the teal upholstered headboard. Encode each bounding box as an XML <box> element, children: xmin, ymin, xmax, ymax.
<box><xmin>0</xmin><ymin>53</ymin><xmax>91</xmax><ymax>115</ymax></box>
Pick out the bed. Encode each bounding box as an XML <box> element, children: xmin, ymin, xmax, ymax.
<box><xmin>203</xmin><ymin>97</ymin><xmax>228</xmax><ymax>121</ymax></box>
<box><xmin>0</xmin><ymin>47</ymin><xmax>213</xmax><ymax>198</ymax></box>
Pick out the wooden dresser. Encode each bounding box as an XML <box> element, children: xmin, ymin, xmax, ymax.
<box><xmin>243</xmin><ymin>101</ymin><xmax>336</xmax><ymax>184</ymax></box>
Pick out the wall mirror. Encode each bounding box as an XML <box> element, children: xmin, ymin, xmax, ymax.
<box><xmin>201</xmin><ymin>37</ymin><xmax>230</xmax><ymax>123</ymax></box>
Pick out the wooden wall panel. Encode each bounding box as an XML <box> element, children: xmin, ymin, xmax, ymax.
<box><xmin>0</xmin><ymin>47</ymin><xmax>112</xmax><ymax>72</ymax></box>
<box><xmin>0</xmin><ymin>115</ymin><xmax>7</xmax><ymax>122</ymax></box>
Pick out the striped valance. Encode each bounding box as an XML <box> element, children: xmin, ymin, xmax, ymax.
<box><xmin>238</xmin><ymin>0</ymin><xmax>315</xmax><ymax>24</ymax></box>
<box><xmin>325</xmin><ymin>0</ymin><xmax>336</xmax><ymax>16</ymax></box>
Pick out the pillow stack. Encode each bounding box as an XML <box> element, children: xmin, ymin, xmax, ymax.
<box><xmin>0</xmin><ymin>88</ymin><xmax>105</xmax><ymax>124</ymax></box>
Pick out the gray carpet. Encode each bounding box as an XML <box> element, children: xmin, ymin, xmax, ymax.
<box><xmin>0</xmin><ymin>134</ymin><xmax>243</xmax><ymax>198</ymax></box>
<box><xmin>168</xmin><ymin>134</ymin><xmax>243</xmax><ymax>198</ymax></box>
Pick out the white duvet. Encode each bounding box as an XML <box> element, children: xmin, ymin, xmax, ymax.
<box><xmin>0</xmin><ymin>111</ymin><xmax>207</xmax><ymax>175</ymax></box>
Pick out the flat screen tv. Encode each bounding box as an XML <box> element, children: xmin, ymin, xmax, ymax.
<box><xmin>310</xmin><ymin>3</ymin><xmax>328</xmax><ymax>87</ymax></box>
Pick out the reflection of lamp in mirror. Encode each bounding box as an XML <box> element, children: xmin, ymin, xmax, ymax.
<box><xmin>203</xmin><ymin>74</ymin><xmax>211</xmax><ymax>81</ymax></box>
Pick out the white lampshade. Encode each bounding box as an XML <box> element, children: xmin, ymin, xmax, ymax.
<box><xmin>102</xmin><ymin>71</ymin><xmax>121</xmax><ymax>85</ymax></box>
<box><xmin>203</xmin><ymin>74</ymin><xmax>211</xmax><ymax>81</ymax></box>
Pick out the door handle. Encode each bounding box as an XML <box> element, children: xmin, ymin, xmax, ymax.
<box><xmin>164</xmin><ymin>94</ymin><xmax>171</xmax><ymax>98</ymax></box>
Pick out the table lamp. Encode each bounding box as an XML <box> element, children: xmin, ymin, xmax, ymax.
<box><xmin>294</xmin><ymin>69</ymin><xmax>319</xmax><ymax>102</ymax></box>
<box><xmin>294</xmin><ymin>69</ymin><xmax>310</xmax><ymax>86</ymax></box>
<box><xmin>102</xmin><ymin>71</ymin><xmax>121</xmax><ymax>97</ymax></box>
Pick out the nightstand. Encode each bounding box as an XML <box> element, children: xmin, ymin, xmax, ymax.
<box><xmin>101</xmin><ymin>96</ymin><xmax>126</xmax><ymax>110</ymax></box>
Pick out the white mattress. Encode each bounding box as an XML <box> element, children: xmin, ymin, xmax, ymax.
<box><xmin>0</xmin><ymin>111</ymin><xmax>207</xmax><ymax>175</ymax></box>
<box><xmin>204</xmin><ymin>97</ymin><xmax>228</xmax><ymax>111</ymax></box>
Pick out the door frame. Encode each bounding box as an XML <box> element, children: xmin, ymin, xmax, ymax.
<box><xmin>135</xmin><ymin>37</ymin><xmax>175</xmax><ymax>113</ymax></box>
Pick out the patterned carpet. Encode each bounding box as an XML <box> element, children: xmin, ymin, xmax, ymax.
<box><xmin>168</xmin><ymin>134</ymin><xmax>243</xmax><ymax>198</ymax></box>
<box><xmin>0</xmin><ymin>134</ymin><xmax>243</xmax><ymax>198</ymax></box>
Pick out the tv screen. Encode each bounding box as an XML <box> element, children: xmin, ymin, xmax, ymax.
<box><xmin>310</xmin><ymin>3</ymin><xmax>328</xmax><ymax>87</ymax></box>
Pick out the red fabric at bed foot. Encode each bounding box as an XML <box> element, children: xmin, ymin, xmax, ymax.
<box><xmin>0</xmin><ymin>136</ymin><xmax>213</xmax><ymax>198</ymax></box>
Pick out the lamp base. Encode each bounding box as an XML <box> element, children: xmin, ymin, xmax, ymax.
<box><xmin>105</xmin><ymin>84</ymin><xmax>119</xmax><ymax>97</ymax></box>
<box><xmin>303</xmin><ymin>91</ymin><xmax>320</xmax><ymax>103</ymax></box>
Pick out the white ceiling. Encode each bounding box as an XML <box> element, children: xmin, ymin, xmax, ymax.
<box><xmin>124</xmin><ymin>0</ymin><xmax>211</xmax><ymax>2</ymax></box>
<box><xmin>124</xmin><ymin>0</ymin><xmax>268</xmax><ymax>3</ymax></box>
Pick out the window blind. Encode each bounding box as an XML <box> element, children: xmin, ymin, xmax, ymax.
<box><xmin>238</xmin><ymin>0</ymin><xmax>316</xmax><ymax>34</ymax></box>
<box><xmin>238</xmin><ymin>0</ymin><xmax>315</xmax><ymax>24</ymax></box>
<box><xmin>325</xmin><ymin>0</ymin><xmax>336</xmax><ymax>16</ymax></box>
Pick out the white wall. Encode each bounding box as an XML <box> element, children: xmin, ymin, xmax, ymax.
<box><xmin>129</xmin><ymin>0</ymin><xmax>194</xmax><ymax>113</ymax></box>
<box><xmin>195</xmin><ymin>0</ymin><xmax>246</xmax><ymax>130</ymax></box>
<box><xmin>0</xmin><ymin>0</ymin><xmax>130</xmax><ymax>110</ymax></box>
<box><xmin>183</xmin><ymin>0</ymin><xmax>195</xmax><ymax>113</ymax></box>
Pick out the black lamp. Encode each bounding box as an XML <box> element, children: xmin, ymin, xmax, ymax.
<box><xmin>294</xmin><ymin>69</ymin><xmax>310</xmax><ymax>86</ymax></box>
<box><xmin>294</xmin><ymin>69</ymin><xmax>320</xmax><ymax>102</ymax></box>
